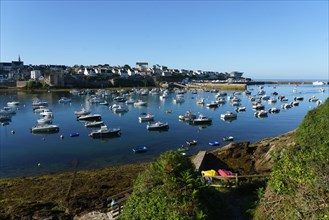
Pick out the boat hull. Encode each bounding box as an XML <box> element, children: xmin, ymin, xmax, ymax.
<box><xmin>89</xmin><ymin>129</ymin><xmax>121</xmax><ymax>138</ymax></box>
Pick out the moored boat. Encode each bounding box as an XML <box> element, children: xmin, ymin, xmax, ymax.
<box><xmin>84</xmin><ymin>121</ymin><xmax>104</xmax><ymax>127</ymax></box>
<box><xmin>209</xmin><ymin>141</ymin><xmax>220</xmax><ymax>146</ymax></box>
<box><xmin>186</xmin><ymin>140</ymin><xmax>197</xmax><ymax>146</ymax></box>
<box><xmin>70</xmin><ymin>133</ymin><xmax>79</xmax><ymax>137</ymax></box>
<box><xmin>32</xmin><ymin>99</ymin><xmax>48</xmax><ymax>107</ymax></box>
<box><xmin>220</xmin><ymin>111</ymin><xmax>237</xmax><ymax>120</ymax></box>
<box><xmin>31</xmin><ymin>124</ymin><xmax>59</xmax><ymax>133</ymax></box>
<box><xmin>7</xmin><ymin>101</ymin><xmax>20</xmax><ymax>106</ymax></box>
<box><xmin>235</xmin><ymin>106</ymin><xmax>246</xmax><ymax>112</ymax></box>
<box><xmin>132</xmin><ymin>146</ymin><xmax>147</xmax><ymax>153</ymax></box>
<box><xmin>78</xmin><ymin>114</ymin><xmax>102</xmax><ymax>121</ymax></box>
<box><xmin>193</xmin><ymin>114</ymin><xmax>212</xmax><ymax>124</ymax></box>
<box><xmin>146</xmin><ymin>121</ymin><xmax>169</xmax><ymax>130</ymax></box>
<box><xmin>88</xmin><ymin>125</ymin><xmax>121</xmax><ymax>138</ymax></box>
<box><xmin>74</xmin><ymin>108</ymin><xmax>91</xmax><ymax>116</ymax></box>
<box><xmin>134</xmin><ymin>100</ymin><xmax>147</xmax><ymax>106</ymax></box>
<box><xmin>254</xmin><ymin>110</ymin><xmax>268</xmax><ymax>117</ymax></box>
<box><xmin>206</xmin><ymin>101</ymin><xmax>219</xmax><ymax>108</ymax></box>
<box><xmin>58</xmin><ymin>97</ymin><xmax>72</xmax><ymax>103</ymax></box>
<box><xmin>223</xmin><ymin>136</ymin><xmax>234</xmax><ymax>141</ymax></box>
<box><xmin>268</xmin><ymin>107</ymin><xmax>280</xmax><ymax>113</ymax></box>
<box><xmin>37</xmin><ymin>117</ymin><xmax>52</xmax><ymax>124</ymax></box>
<box><xmin>139</xmin><ymin>114</ymin><xmax>154</xmax><ymax>122</ymax></box>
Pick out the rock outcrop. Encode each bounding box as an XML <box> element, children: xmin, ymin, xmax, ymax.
<box><xmin>205</xmin><ymin>130</ymin><xmax>297</xmax><ymax>175</ymax></box>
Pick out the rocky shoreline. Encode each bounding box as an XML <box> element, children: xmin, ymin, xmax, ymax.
<box><xmin>0</xmin><ymin>130</ymin><xmax>297</xmax><ymax>219</ymax></box>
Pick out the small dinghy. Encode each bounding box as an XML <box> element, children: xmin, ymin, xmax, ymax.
<box><xmin>223</xmin><ymin>136</ymin><xmax>234</xmax><ymax>141</ymax></box>
<box><xmin>209</xmin><ymin>141</ymin><xmax>220</xmax><ymax>146</ymax></box>
<box><xmin>132</xmin><ymin>146</ymin><xmax>147</xmax><ymax>153</ymax></box>
<box><xmin>186</xmin><ymin>140</ymin><xmax>197</xmax><ymax>146</ymax></box>
<box><xmin>70</xmin><ymin>133</ymin><xmax>79</xmax><ymax>137</ymax></box>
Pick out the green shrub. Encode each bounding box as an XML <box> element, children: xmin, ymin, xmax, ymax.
<box><xmin>119</xmin><ymin>151</ymin><xmax>205</xmax><ymax>220</ymax></box>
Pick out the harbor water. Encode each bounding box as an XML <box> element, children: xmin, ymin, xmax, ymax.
<box><xmin>0</xmin><ymin>84</ymin><xmax>328</xmax><ymax>178</ymax></box>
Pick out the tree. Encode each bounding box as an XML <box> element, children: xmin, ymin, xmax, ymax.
<box><xmin>123</xmin><ymin>64</ymin><xmax>131</xmax><ymax>71</ymax></box>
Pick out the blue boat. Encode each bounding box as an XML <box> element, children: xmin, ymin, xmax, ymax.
<box><xmin>132</xmin><ymin>146</ymin><xmax>147</xmax><ymax>153</ymax></box>
<box><xmin>70</xmin><ymin>133</ymin><xmax>80</xmax><ymax>137</ymax></box>
<box><xmin>209</xmin><ymin>141</ymin><xmax>220</xmax><ymax>146</ymax></box>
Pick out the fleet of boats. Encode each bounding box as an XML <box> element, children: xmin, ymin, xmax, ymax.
<box><xmin>2</xmin><ymin>83</ymin><xmax>328</xmax><ymax>155</ymax></box>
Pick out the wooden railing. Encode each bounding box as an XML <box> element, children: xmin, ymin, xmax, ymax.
<box><xmin>107</xmin><ymin>188</ymin><xmax>133</xmax><ymax>219</ymax></box>
<box><xmin>203</xmin><ymin>173</ymin><xmax>270</xmax><ymax>188</ymax></box>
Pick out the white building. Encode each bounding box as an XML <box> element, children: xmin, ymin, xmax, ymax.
<box><xmin>127</xmin><ymin>69</ymin><xmax>136</xmax><ymax>77</ymax></box>
<box><xmin>31</xmin><ymin>70</ymin><xmax>41</xmax><ymax>80</ymax></box>
<box><xmin>229</xmin><ymin>71</ymin><xmax>243</xmax><ymax>79</ymax></box>
<box><xmin>84</xmin><ymin>68</ymin><xmax>97</xmax><ymax>76</ymax></box>
<box><xmin>136</xmin><ymin>62</ymin><xmax>148</xmax><ymax>71</ymax></box>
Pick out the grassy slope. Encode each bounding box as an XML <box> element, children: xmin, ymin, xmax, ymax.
<box><xmin>254</xmin><ymin>99</ymin><xmax>329</xmax><ymax>219</ymax></box>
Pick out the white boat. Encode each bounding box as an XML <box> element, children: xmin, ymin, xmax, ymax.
<box><xmin>258</xmin><ymin>90</ymin><xmax>265</xmax><ymax>95</ymax></box>
<box><xmin>134</xmin><ymin>100</ymin><xmax>147</xmax><ymax>106</ymax></box>
<box><xmin>89</xmin><ymin>96</ymin><xmax>102</xmax><ymax>104</ymax></box>
<box><xmin>178</xmin><ymin>111</ymin><xmax>196</xmax><ymax>122</ymax></box>
<box><xmin>216</xmin><ymin>97</ymin><xmax>226</xmax><ymax>104</ymax></box>
<box><xmin>33</xmin><ymin>106</ymin><xmax>48</xmax><ymax>113</ymax></box>
<box><xmin>99</xmin><ymin>100</ymin><xmax>109</xmax><ymax>105</ymax></box>
<box><xmin>160</xmin><ymin>93</ymin><xmax>169</xmax><ymax>99</ymax></box>
<box><xmin>146</xmin><ymin>121</ymin><xmax>169</xmax><ymax>130</ymax></box>
<box><xmin>320</xmin><ymin>87</ymin><xmax>325</xmax><ymax>93</ymax></box>
<box><xmin>74</xmin><ymin>108</ymin><xmax>91</xmax><ymax>116</ymax></box>
<box><xmin>7</xmin><ymin>101</ymin><xmax>20</xmax><ymax>106</ymax></box>
<box><xmin>125</xmin><ymin>99</ymin><xmax>135</xmax><ymax>104</ymax></box>
<box><xmin>186</xmin><ymin>140</ymin><xmax>198</xmax><ymax>146</ymax></box>
<box><xmin>88</xmin><ymin>125</ymin><xmax>121</xmax><ymax>138</ymax></box>
<box><xmin>223</xmin><ymin>136</ymin><xmax>234</xmax><ymax>141</ymax></box>
<box><xmin>113</xmin><ymin>96</ymin><xmax>127</xmax><ymax>102</ymax></box>
<box><xmin>254</xmin><ymin>110</ymin><xmax>268</xmax><ymax>117</ymax></box>
<box><xmin>294</xmin><ymin>96</ymin><xmax>304</xmax><ymax>101</ymax></box>
<box><xmin>1</xmin><ymin>107</ymin><xmax>16</xmax><ymax>115</ymax></box>
<box><xmin>281</xmin><ymin>103</ymin><xmax>292</xmax><ymax>109</ymax></box>
<box><xmin>312</xmin><ymin>81</ymin><xmax>324</xmax><ymax>86</ymax></box>
<box><xmin>220</xmin><ymin>111</ymin><xmax>237</xmax><ymax>120</ymax></box>
<box><xmin>39</xmin><ymin>109</ymin><xmax>53</xmax><ymax>117</ymax></box>
<box><xmin>173</xmin><ymin>98</ymin><xmax>185</xmax><ymax>103</ymax></box>
<box><xmin>31</xmin><ymin>124</ymin><xmax>59</xmax><ymax>133</ymax></box>
<box><xmin>78</xmin><ymin>114</ymin><xmax>102</xmax><ymax>121</ymax></box>
<box><xmin>269</xmin><ymin>107</ymin><xmax>280</xmax><ymax>113</ymax></box>
<box><xmin>308</xmin><ymin>96</ymin><xmax>319</xmax><ymax>102</ymax></box>
<box><xmin>252</xmin><ymin>104</ymin><xmax>265</xmax><ymax>110</ymax></box>
<box><xmin>268</xmin><ymin>98</ymin><xmax>277</xmax><ymax>104</ymax></box>
<box><xmin>37</xmin><ymin>117</ymin><xmax>52</xmax><ymax>124</ymax></box>
<box><xmin>139</xmin><ymin>114</ymin><xmax>154</xmax><ymax>122</ymax></box>
<box><xmin>193</xmin><ymin>114</ymin><xmax>212</xmax><ymax>124</ymax></box>
<box><xmin>58</xmin><ymin>97</ymin><xmax>71</xmax><ymax>103</ymax></box>
<box><xmin>235</xmin><ymin>106</ymin><xmax>246</xmax><ymax>112</ymax></box>
<box><xmin>84</xmin><ymin>121</ymin><xmax>104</xmax><ymax>127</ymax></box>
<box><xmin>32</xmin><ymin>99</ymin><xmax>48</xmax><ymax>107</ymax></box>
<box><xmin>206</xmin><ymin>101</ymin><xmax>219</xmax><ymax>108</ymax></box>
<box><xmin>197</xmin><ymin>98</ymin><xmax>204</xmax><ymax>105</ymax></box>
<box><xmin>113</xmin><ymin>105</ymin><xmax>128</xmax><ymax>113</ymax></box>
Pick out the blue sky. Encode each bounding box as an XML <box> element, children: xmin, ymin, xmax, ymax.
<box><xmin>1</xmin><ymin>1</ymin><xmax>328</xmax><ymax>80</ymax></box>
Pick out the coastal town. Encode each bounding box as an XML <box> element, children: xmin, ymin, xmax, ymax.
<box><xmin>0</xmin><ymin>56</ymin><xmax>250</xmax><ymax>89</ymax></box>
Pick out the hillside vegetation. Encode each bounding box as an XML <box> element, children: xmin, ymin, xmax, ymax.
<box><xmin>254</xmin><ymin>98</ymin><xmax>329</xmax><ymax>219</ymax></box>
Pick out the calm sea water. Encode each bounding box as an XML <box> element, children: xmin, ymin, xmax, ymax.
<box><xmin>1</xmin><ymin>84</ymin><xmax>328</xmax><ymax>178</ymax></box>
